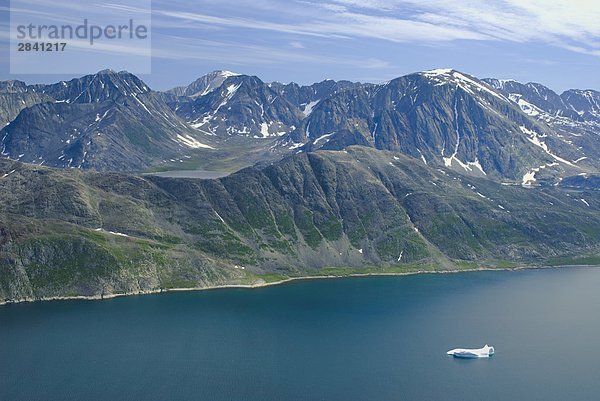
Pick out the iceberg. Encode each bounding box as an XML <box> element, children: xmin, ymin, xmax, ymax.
<box><xmin>447</xmin><ymin>345</ymin><xmax>494</xmax><ymax>358</ymax></box>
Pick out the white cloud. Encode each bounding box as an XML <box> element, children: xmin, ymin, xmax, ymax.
<box><xmin>152</xmin><ymin>0</ymin><xmax>600</xmax><ymax>56</ymax></box>
<box><xmin>155</xmin><ymin>8</ymin><xmax>488</xmax><ymax>43</ymax></box>
<box><xmin>342</xmin><ymin>0</ymin><xmax>600</xmax><ymax>53</ymax></box>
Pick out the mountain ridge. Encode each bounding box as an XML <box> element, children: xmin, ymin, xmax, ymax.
<box><xmin>0</xmin><ymin>70</ymin><xmax>217</xmax><ymax>170</ymax></box>
<box><xmin>1</xmin><ymin>146</ymin><xmax>598</xmax><ymax>303</ymax></box>
<box><xmin>1</xmin><ymin>68</ymin><xmax>598</xmax><ymax>182</ymax></box>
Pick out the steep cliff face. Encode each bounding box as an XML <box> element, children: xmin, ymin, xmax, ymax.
<box><xmin>0</xmin><ymin>71</ymin><xmax>215</xmax><ymax>171</ymax></box>
<box><xmin>483</xmin><ymin>79</ymin><xmax>600</xmax><ymax>175</ymax></box>
<box><xmin>0</xmin><ymin>83</ymin><xmax>52</xmax><ymax>129</ymax></box>
<box><xmin>2</xmin><ymin>69</ymin><xmax>598</xmax><ymax>180</ymax></box>
<box><xmin>1</xmin><ymin>148</ymin><xmax>599</xmax><ymax>303</ymax></box>
<box><xmin>289</xmin><ymin>70</ymin><xmax>595</xmax><ymax>182</ymax></box>
<box><xmin>172</xmin><ymin>73</ymin><xmax>303</xmax><ymax>138</ymax></box>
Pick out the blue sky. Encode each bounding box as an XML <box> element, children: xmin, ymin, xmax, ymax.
<box><xmin>1</xmin><ymin>0</ymin><xmax>599</xmax><ymax>92</ymax></box>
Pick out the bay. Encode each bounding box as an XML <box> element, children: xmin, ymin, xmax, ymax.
<box><xmin>1</xmin><ymin>267</ymin><xmax>599</xmax><ymax>400</ymax></box>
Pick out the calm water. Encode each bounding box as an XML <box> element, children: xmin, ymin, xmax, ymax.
<box><xmin>146</xmin><ymin>170</ymin><xmax>231</xmax><ymax>179</ymax></box>
<box><xmin>2</xmin><ymin>267</ymin><xmax>600</xmax><ymax>401</ymax></box>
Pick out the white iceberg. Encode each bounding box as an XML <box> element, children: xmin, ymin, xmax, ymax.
<box><xmin>447</xmin><ymin>345</ymin><xmax>494</xmax><ymax>358</ymax></box>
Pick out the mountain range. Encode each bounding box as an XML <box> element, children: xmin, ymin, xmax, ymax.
<box><xmin>0</xmin><ymin>68</ymin><xmax>598</xmax><ymax>303</ymax></box>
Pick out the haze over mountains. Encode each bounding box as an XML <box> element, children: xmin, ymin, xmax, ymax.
<box><xmin>0</xmin><ymin>67</ymin><xmax>598</xmax><ymax>303</ymax></box>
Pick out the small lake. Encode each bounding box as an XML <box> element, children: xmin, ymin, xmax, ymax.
<box><xmin>1</xmin><ymin>267</ymin><xmax>599</xmax><ymax>400</ymax></box>
<box><xmin>145</xmin><ymin>170</ymin><xmax>231</xmax><ymax>179</ymax></box>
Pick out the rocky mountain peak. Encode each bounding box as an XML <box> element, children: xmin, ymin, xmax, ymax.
<box><xmin>169</xmin><ymin>70</ymin><xmax>243</xmax><ymax>98</ymax></box>
<box><xmin>37</xmin><ymin>70</ymin><xmax>151</xmax><ymax>104</ymax></box>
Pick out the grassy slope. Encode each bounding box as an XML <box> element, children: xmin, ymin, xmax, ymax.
<box><xmin>0</xmin><ymin>146</ymin><xmax>599</xmax><ymax>302</ymax></box>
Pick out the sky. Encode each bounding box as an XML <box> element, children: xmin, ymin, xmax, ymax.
<box><xmin>0</xmin><ymin>0</ymin><xmax>599</xmax><ymax>92</ymax></box>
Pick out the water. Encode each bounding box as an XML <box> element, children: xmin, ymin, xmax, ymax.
<box><xmin>2</xmin><ymin>267</ymin><xmax>600</xmax><ymax>400</ymax></box>
<box><xmin>145</xmin><ymin>170</ymin><xmax>231</xmax><ymax>179</ymax></box>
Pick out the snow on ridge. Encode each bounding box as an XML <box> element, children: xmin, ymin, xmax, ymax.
<box><xmin>1</xmin><ymin>169</ymin><xmax>16</xmax><ymax>178</ymax></box>
<box><xmin>94</xmin><ymin>109</ymin><xmax>110</xmax><ymax>123</ymax></box>
<box><xmin>421</xmin><ymin>68</ymin><xmax>454</xmax><ymax>76</ymax></box>
<box><xmin>212</xmin><ymin>83</ymin><xmax>241</xmax><ymax>114</ymax></box>
<box><xmin>94</xmin><ymin>228</ymin><xmax>129</xmax><ymax>237</ymax></box>
<box><xmin>420</xmin><ymin>69</ymin><xmax>508</xmax><ymax>102</ymax></box>
<box><xmin>451</xmin><ymin>71</ymin><xmax>508</xmax><ymax>102</ymax></box>
<box><xmin>218</xmin><ymin>70</ymin><xmax>241</xmax><ymax>78</ymax></box>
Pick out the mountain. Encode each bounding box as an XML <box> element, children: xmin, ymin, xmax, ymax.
<box><xmin>1</xmin><ymin>67</ymin><xmax>598</xmax><ymax>304</ymax></box>
<box><xmin>1</xmin><ymin>146</ymin><xmax>599</xmax><ymax>302</ymax></box>
<box><xmin>484</xmin><ymin>78</ymin><xmax>600</xmax><ymax>121</ymax></box>
<box><xmin>268</xmin><ymin>79</ymin><xmax>369</xmax><ymax>115</ymax></box>
<box><xmin>167</xmin><ymin>71</ymin><xmax>303</xmax><ymax>138</ymax></box>
<box><xmin>0</xmin><ymin>70</ymin><xmax>215</xmax><ymax>171</ymax></box>
<box><xmin>561</xmin><ymin>89</ymin><xmax>600</xmax><ymax>121</ymax></box>
<box><xmin>483</xmin><ymin>78</ymin><xmax>600</xmax><ymax>180</ymax></box>
<box><xmin>166</xmin><ymin>70</ymin><xmax>242</xmax><ymax>98</ymax></box>
<box><xmin>283</xmin><ymin>69</ymin><xmax>597</xmax><ymax>184</ymax></box>
<box><xmin>0</xmin><ymin>81</ymin><xmax>53</xmax><ymax>128</ymax></box>
<box><xmin>2</xmin><ymin>69</ymin><xmax>597</xmax><ymax>180</ymax></box>
<box><xmin>166</xmin><ymin>72</ymin><xmax>369</xmax><ymax>139</ymax></box>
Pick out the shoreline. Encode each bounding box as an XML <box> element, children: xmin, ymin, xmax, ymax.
<box><xmin>0</xmin><ymin>264</ymin><xmax>596</xmax><ymax>306</ymax></box>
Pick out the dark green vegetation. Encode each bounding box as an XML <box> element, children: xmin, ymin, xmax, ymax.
<box><xmin>1</xmin><ymin>146</ymin><xmax>598</xmax><ymax>303</ymax></box>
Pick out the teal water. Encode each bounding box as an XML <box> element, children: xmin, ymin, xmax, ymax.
<box><xmin>2</xmin><ymin>267</ymin><xmax>600</xmax><ymax>400</ymax></box>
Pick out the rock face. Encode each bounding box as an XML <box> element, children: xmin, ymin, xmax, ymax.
<box><xmin>484</xmin><ymin>78</ymin><xmax>600</xmax><ymax>122</ymax></box>
<box><xmin>0</xmin><ymin>81</ymin><xmax>53</xmax><ymax>128</ymax></box>
<box><xmin>169</xmin><ymin>72</ymin><xmax>304</xmax><ymax>138</ymax></box>
<box><xmin>1</xmin><ymin>69</ymin><xmax>598</xmax><ymax>180</ymax></box>
<box><xmin>286</xmin><ymin>69</ymin><xmax>598</xmax><ymax>182</ymax></box>
<box><xmin>483</xmin><ymin>79</ymin><xmax>600</xmax><ymax>177</ymax></box>
<box><xmin>0</xmin><ymin>70</ymin><xmax>214</xmax><ymax>171</ymax></box>
<box><xmin>166</xmin><ymin>70</ymin><xmax>243</xmax><ymax>98</ymax></box>
<box><xmin>1</xmin><ymin>147</ymin><xmax>599</xmax><ymax>303</ymax></box>
<box><xmin>269</xmin><ymin>79</ymin><xmax>369</xmax><ymax>112</ymax></box>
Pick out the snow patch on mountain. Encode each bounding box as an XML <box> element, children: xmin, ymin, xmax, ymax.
<box><xmin>176</xmin><ymin>134</ymin><xmax>215</xmax><ymax>149</ymax></box>
<box><xmin>301</xmin><ymin>100</ymin><xmax>319</xmax><ymax>116</ymax></box>
<box><xmin>519</xmin><ymin>126</ymin><xmax>576</xmax><ymax>167</ymax></box>
<box><xmin>509</xmin><ymin>94</ymin><xmax>542</xmax><ymax>116</ymax></box>
<box><xmin>313</xmin><ymin>133</ymin><xmax>334</xmax><ymax>145</ymax></box>
<box><xmin>420</xmin><ymin>69</ymin><xmax>508</xmax><ymax>102</ymax></box>
<box><xmin>521</xmin><ymin>162</ymin><xmax>559</xmax><ymax>186</ymax></box>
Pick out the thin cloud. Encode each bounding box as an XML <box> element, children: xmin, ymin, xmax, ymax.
<box><xmin>152</xmin><ymin>0</ymin><xmax>600</xmax><ymax>56</ymax></box>
<box><xmin>151</xmin><ymin>34</ymin><xmax>391</xmax><ymax>69</ymax></box>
